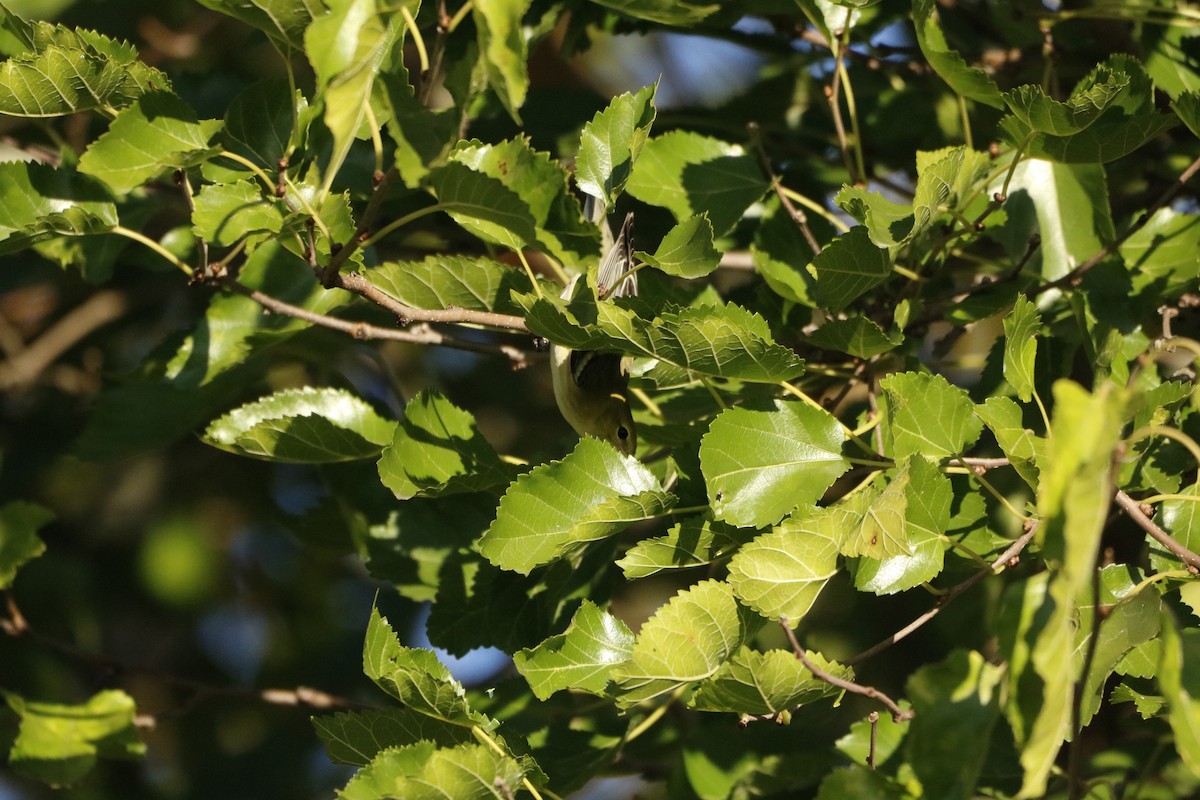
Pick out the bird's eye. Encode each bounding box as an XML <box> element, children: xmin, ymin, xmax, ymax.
<box><xmin>617</xmin><ymin>426</ymin><xmax>629</xmax><ymax>441</ymax></box>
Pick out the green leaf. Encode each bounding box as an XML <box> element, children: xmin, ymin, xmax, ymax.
<box><xmin>1021</xmin><ymin>381</ymin><xmax>1124</xmax><ymax>798</ymax></box>
<box><xmin>1120</xmin><ymin>208</ymin><xmax>1200</xmax><ymax>295</ymax></box>
<box><xmin>383</xmin><ymin>60</ymin><xmax>467</xmax><ymax>186</ymax></box>
<box><xmin>427</xmin><ymin>161</ymin><xmax>538</xmax><ymax>250</ymax></box>
<box><xmin>993</xmin><ymin>159</ymin><xmax>1113</xmax><ymax>283</ymax></box>
<box><xmin>340</xmin><ymin>743</ymin><xmax>524</xmax><ymax>800</ymax></box>
<box><xmin>806</xmin><ymin>316</ymin><xmax>901</xmax><ymax>359</ymax></box>
<box><xmin>363</xmin><ymin>607</ymin><xmax>494</xmax><ymax>729</ymax></box>
<box><xmin>611</xmin><ymin>579</ymin><xmax>762</xmax><ymax>707</ymax></box>
<box><xmin>906</xmin><ymin>650</ymin><xmax>1005</xmax><ymax>800</ymax></box>
<box><xmin>473</xmin><ymin>0</ymin><xmax>529</xmax><ymax>121</ymax></box>
<box><xmin>479</xmin><ymin>437</ymin><xmax>673</xmax><ymax>575</ymax></box>
<box><xmin>1158</xmin><ymin>612</ymin><xmax>1200</xmax><ymax>776</ymax></box>
<box><xmin>1001</xmin><ymin>56</ymin><xmax>1177</xmax><ymax>163</ymax></box>
<box><xmin>191</xmin><ymin>179</ymin><xmax>285</xmax><ymax>247</ymax></box>
<box><xmin>451</xmin><ymin>138</ymin><xmax>599</xmax><ymax>267</ymax></box>
<box><xmin>1076</xmin><ymin>566</ymin><xmax>1162</xmax><ymax>727</ymax></box>
<box><xmin>77</xmin><ymin>91</ymin><xmax>220</xmax><ymax>193</ymax></box>
<box><xmin>163</xmin><ymin>240</ymin><xmax>335</xmax><ymax>387</ymax></box>
<box><xmin>588</xmin><ymin>0</ymin><xmax>719</xmax><ymax>25</ymax></box>
<box><xmin>727</xmin><ymin>514</ymin><xmax>842</xmax><ymax>625</ymax></box>
<box><xmin>366</xmin><ymin>255</ymin><xmax>534</xmax><ymax>315</ymax></box>
<box><xmin>1174</xmin><ymin>91</ymin><xmax>1200</xmax><ymax>138</ymax></box>
<box><xmin>1003</xmin><ymin>294</ymin><xmax>1041</xmax><ymax>402</ymax></box>
<box><xmin>576</xmin><ymin>83</ymin><xmax>657</xmax><ymax>208</ymax></box>
<box><xmin>515</xmin><ymin>292</ymin><xmax>806</xmax><ymax>387</ymax></box>
<box><xmin>626</xmin><ymin>131</ymin><xmax>769</xmax><ymax>235</ymax></box>
<box><xmin>377</xmin><ymin>390</ymin><xmax>516</xmax><ymax>499</ymax></box>
<box><xmin>636</xmin><ymin>213</ymin><xmax>720</xmax><ymax>279</ymax></box>
<box><xmin>305</xmin><ymin>0</ymin><xmax>396</xmax><ymax>191</ymax></box>
<box><xmin>196</xmin><ymin>0</ymin><xmax>318</xmax><ymax>56</ymax></box>
<box><xmin>836</xmin><ymin>706</ymin><xmax>911</xmax><ymax>767</ymax></box>
<box><xmin>834</xmin><ymin>187</ymin><xmax>912</xmax><ymax>249</ymax></box>
<box><xmin>220</xmin><ymin>78</ymin><xmax>308</xmax><ymax>169</ymax></box>
<box><xmin>880</xmin><ymin>371</ymin><xmax>983</xmax><ymax>460</ymax></box>
<box><xmin>4</xmin><ymin>689</ymin><xmax>145</xmax><ymax>787</ymax></box>
<box><xmin>617</xmin><ymin>516</ymin><xmax>746</xmax><ymax>580</ymax></box>
<box><xmin>1003</xmin><ymin>70</ymin><xmax>1129</xmax><ymax>135</ymax></box>
<box><xmin>701</xmin><ymin>400</ymin><xmax>849</xmax><ymax>528</ymax></box>
<box><xmin>0</xmin><ymin>9</ymin><xmax>168</xmax><ymax>116</ymax></box>
<box><xmin>852</xmin><ymin>456</ymin><xmax>951</xmax><ymax>594</ymax></box>
<box><xmin>815</xmin><ymin>765</ymin><xmax>906</xmax><ymax>800</ymax></box>
<box><xmin>315</xmin><ymin>708</ymin><xmax>475</xmax><ymax>766</ymax></box>
<box><xmin>839</xmin><ymin>466</ymin><xmax>910</xmax><ymax>560</ymax></box>
<box><xmin>0</xmin><ymin>161</ymin><xmax>116</xmax><ymax>254</ymax></box>
<box><xmin>0</xmin><ymin>501</ymin><xmax>54</xmax><ymax>589</ymax></box>
<box><xmin>751</xmin><ymin>198</ymin><xmax>821</xmax><ymax>306</ymax></box>
<box><xmin>810</xmin><ymin>226</ymin><xmax>891</xmax><ymax>313</ymax></box>
<box><xmin>202</xmin><ymin>386</ymin><xmax>395</xmax><ymax>463</ymax></box>
<box><xmin>690</xmin><ymin>647</ymin><xmax>849</xmax><ymax>715</ymax></box>
<box><xmin>974</xmin><ymin>397</ymin><xmax>1041</xmax><ymax>490</ymax></box>
<box><xmin>1110</xmin><ymin>682</ymin><xmax>1166</xmax><ymax>718</ymax></box>
<box><xmin>513</xmin><ymin>600</ymin><xmax>635</xmax><ymax>700</ymax></box>
<box><xmin>911</xmin><ymin>0</ymin><xmax>1004</xmax><ymax>108</ymax></box>
<box><xmin>1151</xmin><ymin>483</ymin><xmax>1200</xmax><ymax>574</ymax></box>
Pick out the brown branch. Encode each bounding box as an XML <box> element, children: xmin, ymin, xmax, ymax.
<box><xmin>333</xmin><ymin>271</ymin><xmax>529</xmax><ymax>331</ymax></box>
<box><xmin>321</xmin><ymin>167</ymin><xmax>400</xmax><ymax>284</ymax></box>
<box><xmin>780</xmin><ymin>620</ymin><xmax>914</xmax><ymax>722</ymax></box>
<box><xmin>3</xmin><ymin>593</ymin><xmax>369</xmax><ymax>713</ymax></box>
<box><xmin>220</xmin><ymin>278</ymin><xmax>534</xmax><ymax>366</ymax></box>
<box><xmin>1032</xmin><ymin>155</ymin><xmax>1200</xmax><ymax>298</ymax></box>
<box><xmin>1114</xmin><ymin>490</ymin><xmax>1200</xmax><ymax>573</ymax></box>
<box><xmin>748</xmin><ymin>122</ymin><xmax>822</xmax><ymax>255</ymax></box>
<box><xmin>848</xmin><ymin>521</ymin><xmax>1039</xmax><ymax>665</ymax></box>
<box><xmin>0</xmin><ymin>290</ymin><xmax>129</xmax><ymax>390</ymax></box>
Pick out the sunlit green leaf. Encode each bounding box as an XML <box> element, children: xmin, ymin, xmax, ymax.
<box><xmin>911</xmin><ymin>0</ymin><xmax>1004</xmax><ymax>108</ymax></box>
<box><xmin>78</xmin><ymin>91</ymin><xmax>220</xmax><ymax>193</ymax></box>
<box><xmin>197</xmin><ymin>0</ymin><xmax>319</xmax><ymax>55</ymax></box>
<box><xmin>366</xmin><ymin>254</ymin><xmax>535</xmax><ymax>315</ymax></box>
<box><xmin>1120</xmin><ymin>207</ymin><xmax>1200</xmax><ymax>295</ymax></box>
<box><xmin>378</xmin><ymin>390</ymin><xmax>517</xmax><ymax>500</ymax></box>
<box><xmin>636</xmin><ymin>213</ymin><xmax>720</xmax><ymax>279</ymax></box>
<box><xmin>514</xmin><ymin>600</ymin><xmax>635</xmax><ymax>699</ymax></box>
<box><xmin>612</xmin><ymin>579</ymin><xmax>762</xmax><ymax>707</ymax></box>
<box><xmin>340</xmin><ymin>743</ymin><xmax>524</xmax><ymax>800</ymax></box>
<box><xmin>479</xmin><ymin>437</ymin><xmax>673</xmax><ymax>575</ymax></box>
<box><xmin>202</xmin><ymin>386</ymin><xmax>395</xmax><ymax>463</ymax></box>
<box><xmin>576</xmin><ymin>83</ymin><xmax>657</xmax><ymax>208</ymax></box>
<box><xmin>363</xmin><ymin>607</ymin><xmax>495</xmax><ymax>729</ymax></box>
<box><xmin>626</xmin><ymin>131</ymin><xmax>769</xmax><ymax>234</ymax></box>
<box><xmin>588</xmin><ymin>0</ymin><xmax>719</xmax><ymax>25</ymax></box>
<box><xmin>4</xmin><ymin>689</ymin><xmax>145</xmax><ymax>787</ymax></box>
<box><xmin>881</xmin><ymin>371</ymin><xmax>982</xmax><ymax>460</ymax></box>
<box><xmin>1003</xmin><ymin>294</ymin><xmax>1040</xmax><ymax>402</ymax></box>
<box><xmin>191</xmin><ymin>179</ymin><xmax>285</xmax><ymax>247</ymax></box>
<box><xmin>974</xmin><ymin>397</ymin><xmax>1041</xmax><ymax>490</ymax></box>
<box><xmin>806</xmin><ymin>316</ymin><xmax>901</xmax><ymax>359</ymax></box>
<box><xmin>810</xmin><ymin>226</ymin><xmax>891</xmax><ymax>312</ymax></box>
<box><xmin>315</xmin><ymin>708</ymin><xmax>475</xmax><ymax>766</ymax></box>
<box><xmin>427</xmin><ymin>161</ymin><xmax>538</xmax><ymax>250</ymax></box>
<box><xmin>1003</xmin><ymin>69</ymin><xmax>1129</xmax><ymax>135</ymax></box>
<box><xmin>1152</xmin><ymin>483</ymin><xmax>1200</xmax><ymax>574</ymax></box>
<box><xmin>701</xmin><ymin>400</ymin><xmax>849</xmax><ymax>528</ymax></box>
<box><xmin>1158</xmin><ymin>611</ymin><xmax>1200</xmax><ymax>776</ymax></box>
<box><xmin>617</xmin><ymin>516</ymin><xmax>746</xmax><ymax>579</ymax></box>
<box><xmin>690</xmin><ymin>647</ymin><xmax>849</xmax><ymax>715</ymax></box>
<box><xmin>0</xmin><ymin>161</ymin><xmax>115</xmax><ymax>254</ymax></box>
<box><xmin>0</xmin><ymin>501</ymin><xmax>54</xmax><ymax>589</ymax></box>
<box><xmin>727</xmin><ymin>514</ymin><xmax>842</xmax><ymax>625</ymax></box>
<box><xmin>474</xmin><ymin>0</ymin><xmax>529</xmax><ymax>121</ymax></box>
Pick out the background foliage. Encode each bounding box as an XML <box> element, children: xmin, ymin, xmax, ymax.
<box><xmin>1</xmin><ymin>0</ymin><xmax>1200</xmax><ymax>798</ymax></box>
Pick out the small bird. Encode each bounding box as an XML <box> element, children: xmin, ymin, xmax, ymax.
<box><xmin>550</xmin><ymin>210</ymin><xmax>638</xmax><ymax>456</ymax></box>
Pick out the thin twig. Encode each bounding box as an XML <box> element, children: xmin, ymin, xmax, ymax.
<box><xmin>780</xmin><ymin>621</ymin><xmax>914</xmax><ymax>722</ymax></box>
<box><xmin>334</xmin><ymin>271</ymin><xmax>529</xmax><ymax>331</ymax></box>
<box><xmin>748</xmin><ymin>122</ymin><xmax>822</xmax><ymax>255</ymax></box>
<box><xmin>0</xmin><ymin>290</ymin><xmax>129</xmax><ymax>390</ymax></box>
<box><xmin>1032</xmin><ymin>155</ymin><xmax>1200</xmax><ymax>297</ymax></box>
<box><xmin>3</xmin><ymin>593</ymin><xmax>368</xmax><ymax>713</ymax></box>
<box><xmin>848</xmin><ymin>521</ymin><xmax>1040</xmax><ymax>665</ymax></box>
<box><xmin>220</xmin><ymin>279</ymin><xmax>533</xmax><ymax>366</ymax></box>
<box><xmin>1114</xmin><ymin>490</ymin><xmax>1200</xmax><ymax>573</ymax></box>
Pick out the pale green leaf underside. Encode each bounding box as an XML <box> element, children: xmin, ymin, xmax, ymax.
<box><xmin>690</xmin><ymin>647</ymin><xmax>851</xmax><ymax>714</ymax></box>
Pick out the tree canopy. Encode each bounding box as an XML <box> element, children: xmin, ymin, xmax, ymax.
<box><xmin>1</xmin><ymin>0</ymin><xmax>1199</xmax><ymax>798</ymax></box>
